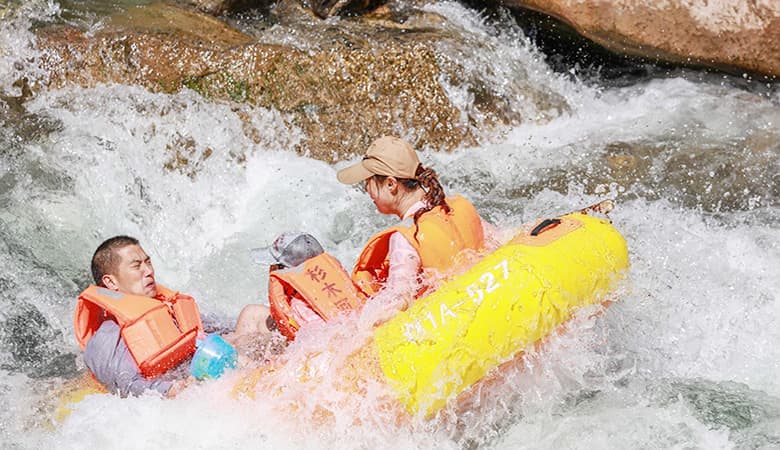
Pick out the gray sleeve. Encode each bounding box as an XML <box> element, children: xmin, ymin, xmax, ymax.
<box><xmin>83</xmin><ymin>320</ymin><xmax>173</xmax><ymax>397</ymax></box>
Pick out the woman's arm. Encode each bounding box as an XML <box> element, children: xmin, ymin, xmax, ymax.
<box><xmin>358</xmin><ymin>232</ymin><xmax>420</xmax><ymax>328</ymax></box>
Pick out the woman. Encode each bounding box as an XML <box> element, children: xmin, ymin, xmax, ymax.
<box><xmin>337</xmin><ymin>136</ymin><xmax>494</xmax><ymax>322</ymax></box>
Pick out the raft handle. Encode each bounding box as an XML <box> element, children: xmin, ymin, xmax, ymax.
<box><xmin>530</xmin><ymin>218</ymin><xmax>561</xmax><ymax>236</ymax></box>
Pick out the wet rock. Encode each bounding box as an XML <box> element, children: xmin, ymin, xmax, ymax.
<box><xmin>104</xmin><ymin>2</ymin><xmax>256</xmax><ymax>46</ymax></box>
<box><xmin>37</xmin><ymin>28</ymin><xmax>469</xmax><ymax>159</ymax></box>
<box><xmin>33</xmin><ymin>2</ymin><xmax>550</xmax><ymax>160</ymax></box>
<box><xmin>183</xmin><ymin>0</ymin><xmax>268</xmax><ymax>16</ymax></box>
<box><xmin>307</xmin><ymin>0</ymin><xmax>387</xmax><ymax>19</ymax></box>
<box><xmin>502</xmin><ymin>139</ymin><xmax>780</xmax><ymax>213</ymax></box>
<box><xmin>0</xmin><ymin>78</ymin><xmax>63</xmax><ymax>145</ymax></box>
<box><xmin>498</xmin><ymin>0</ymin><xmax>780</xmax><ymax>78</ymax></box>
<box><xmin>164</xmin><ymin>133</ymin><xmax>215</xmax><ymax>179</ymax></box>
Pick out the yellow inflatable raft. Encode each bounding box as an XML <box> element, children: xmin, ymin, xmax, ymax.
<box><xmin>234</xmin><ymin>207</ymin><xmax>629</xmax><ymax>418</ymax></box>
<box><xmin>51</xmin><ymin>373</ymin><xmax>107</xmax><ymax>425</ymax></box>
<box><xmin>56</xmin><ymin>208</ymin><xmax>628</xmax><ymax>423</ymax></box>
<box><xmin>373</xmin><ymin>210</ymin><xmax>629</xmax><ymax>416</ymax></box>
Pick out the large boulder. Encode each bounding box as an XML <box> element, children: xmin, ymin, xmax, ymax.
<box><xmin>182</xmin><ymin>0</ymin><xmax>272</xmax><ymax>15</ymax></box>
<box><xmin>499</xmin><ymin>0</ymin><xmax>780</xmax><ymax>78</ymax></box>
<box><xmin>33</xmin><ymin>2</ymin><xmax>562</xmax><ymax>160</ymax></box>
<box><xmin>182</xmin><ymin>0</ymin><xmax>385</xmax><ymax>18</ymax></box>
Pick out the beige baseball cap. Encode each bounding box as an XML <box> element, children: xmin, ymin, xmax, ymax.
<box><xmin>336</xmin><ymin>136</ymin><xmax>421</xmax><ymax>184</ymax></box>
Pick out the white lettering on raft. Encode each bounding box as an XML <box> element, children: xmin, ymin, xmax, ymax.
<box><xmin>468</xmin><ymin>259</ymin><xmax>510</xmax><ymax>305</ymax></box>
<box><xmin>402</xmin><ymin>260</ymin><xmax>511</xmax><ymax>341</ymax></box>
<box><xmin>423</xmin><ymin>303</ymin><xmax>458</xmax><ymax>329</ymax></box>
<box><xmin>403</xmin><ymin>320</ymin><xmax>424</xmax><ymax>342</ymax></box>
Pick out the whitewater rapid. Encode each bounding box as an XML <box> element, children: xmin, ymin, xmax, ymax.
<box><xmin>1</xmin><ymin>1</ymin><xmax>779</xmax><ymax>449</ymax></box>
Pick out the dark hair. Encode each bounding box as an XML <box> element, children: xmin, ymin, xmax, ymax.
<box><xmin>374</xmin><ymin>163</ymin><xmax>450</xmax><ymax>241</ymax></box>
<box><xmin>91</xmin><ymin>235</ymin><xmax>139</xmax><ymax>286</ymax></box>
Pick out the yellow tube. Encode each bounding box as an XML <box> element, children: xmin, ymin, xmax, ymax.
<box><xmin>372</xmin><ymin>213</ymin><xmax>629</xmax><ymax>416</ymax></box>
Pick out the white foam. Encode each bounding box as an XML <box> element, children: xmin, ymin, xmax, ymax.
<box><xmin>1</xmin><ymin>4</ymin><xmax>779</xmax><ymax>448</ymax></box>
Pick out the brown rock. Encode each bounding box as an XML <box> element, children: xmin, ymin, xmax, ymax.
<box><xmin>182</xmin><ymin>0</ymin><xmax>261</xmax><ymax>15</ymax></box>
<box><xmin>36</xmin><ymin>27</ymin><xmax>472</xmax><ymax>160</ymax></box>
<box><xmin>308</xmin><ymin>0</ymin><xmax>388</xmax><ymax>19</ymax></box>
<box><xmin>105</xmin><ymin>2</ymin><xmax>255</xmax><ymax>45</ymax></box>
<box><xmin>500</xmin><ymin>0</ymin><xmax>780</xmax><ymax>78</ymax></box>
<box><xmin>33</xmin><ymin>2</ymin><xmax>564</xmax><ymax>161</ymax></box>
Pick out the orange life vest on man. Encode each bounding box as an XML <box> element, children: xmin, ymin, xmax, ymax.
<box><xmin>352</xmin><ymin>195</ymin><xmax>485</xmax><ymax>297</ymax></box>
<box><xmin>268</xmin><ymin>253</ymin><xmax>365</xmax><ymax>340</ymax></box>
<box><xmin>74</xmin><ymin>285</ymin><xmax>203</xmax><ymax>378</ymax></box>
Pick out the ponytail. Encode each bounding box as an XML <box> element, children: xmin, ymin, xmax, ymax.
<box><xmin>373</xmin><ymin>164</ymin><xmax>450</xmax><ymax>242</ymax></box>
<box><xmin>411</xmin><ymin>164</ymin><xmax>449</xmax><ymax>242</ymax></box>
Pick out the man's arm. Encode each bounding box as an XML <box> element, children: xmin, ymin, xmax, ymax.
<box><xmin>83</xmin><ymin>320</ymin><xmax>173</xmax><ymax>397</ymax></box>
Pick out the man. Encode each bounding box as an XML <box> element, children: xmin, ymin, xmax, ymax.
<box><xmin>73</xmin><ymin>236</ymin><xmax>203</xmax><ymax>397</ymax></box>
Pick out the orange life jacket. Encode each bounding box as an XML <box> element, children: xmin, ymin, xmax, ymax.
<box><xmin>74</xmin><ymin>285</ymin><xmax>203</xmax><ymax>378</ymax></box>
<box><xmin>352</xmin><ymin>195</ymin><xmax>485</xmax><ymax>297</ymax></box>
<box><xmin>268</xmin><ymin>253</ymin><xmax>366</xmax><ymax>340</ymax></box>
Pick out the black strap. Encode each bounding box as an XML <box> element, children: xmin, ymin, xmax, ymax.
<box><xmin>530</xmin><ymin>218</ymin><xmax>561</xmax><ymax>236</ymax></box>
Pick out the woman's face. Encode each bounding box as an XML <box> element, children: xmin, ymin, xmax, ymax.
<box><xmin>365</xmin><ymin>176</ymin><xmax>396</xmax><ymax>215</ymax></box>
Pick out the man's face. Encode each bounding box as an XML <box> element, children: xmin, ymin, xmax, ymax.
<box><xmin>103</xmin><ymin>244</ymin><xmax>157</xmax><ymax>297</ymax></box>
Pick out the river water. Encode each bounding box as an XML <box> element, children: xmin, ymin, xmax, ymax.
<box><xmin>1</xmin><ymin>1</ymin><xmax>778</xmax><ymax>449</ymax></box>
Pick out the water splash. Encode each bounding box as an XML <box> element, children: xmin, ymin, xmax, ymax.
<box><xmin>0</xmin><ymin>1</ymin><xmax>779</xmax><ymax>448</ymax></box>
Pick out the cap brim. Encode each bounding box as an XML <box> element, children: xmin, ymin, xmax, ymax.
<box><xmin>336</xmin><ymin>161</ymin><xmax>374</xmax><ymax>184</ymax></box>
<box><xmin>249</xmin><ymin>247</ymin><xmax>276</xmax><ymax>265</ymax></box>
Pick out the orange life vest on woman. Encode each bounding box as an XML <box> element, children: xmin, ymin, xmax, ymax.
<box><xmin>269</xmin><ymin>253</ymin><xmax>365</xmax><ymax>340</ymax></box>
<box><xmin>74</xmin><ymin>285</ymin><xmax>203</xmax><ymax>378</ymax></box>
<box><xmin>352</xmin><ymin>195</ymin><xmax>485</xmax><ymax>297</ymax></box>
